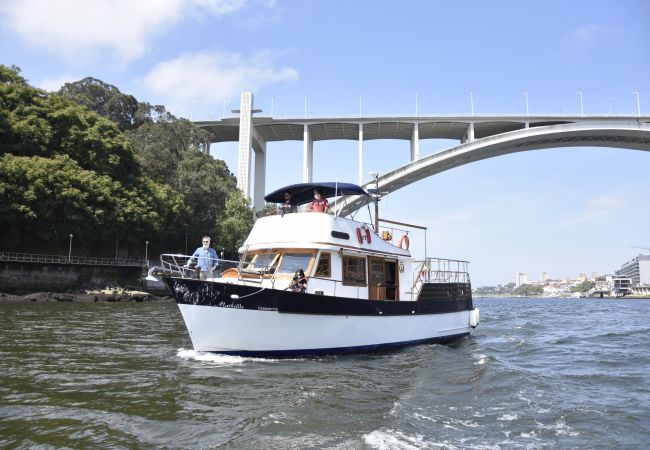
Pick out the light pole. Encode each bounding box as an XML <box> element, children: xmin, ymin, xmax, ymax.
<box><xmin>469</xmin><ymin>92</ymin><xmax>474</xmax><ymax>116</ymax></box>
<box><xmin>369</xmin><ymin>171</ymin><xmax>379</xmax><ymax>232</ymax></box>
<box><xmin>68</xmin><ymin>234</ymin><xmax>73</xmax><ymax>263</ymax></box>
<box><xmin>633</xmin><ymin>91</ymin><xmax>641</xmax><ymax>117</ymax></box>
<box><xmin>524</xmin><ymin>91</ymin><xmax>529</xmax><ymax>116</ymax></box>
<box><xmin>145</xmin><ymin>241</ymin><xmax>149</xmax><ymax>268</ymax></box>
<box><xmin>577</xmin><ymin>91</ymin><xmax>584</xmax><ymax>117</ymax></box>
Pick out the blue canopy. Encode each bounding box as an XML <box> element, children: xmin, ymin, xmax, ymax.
<box><xmin>264</xmin><ymin>182</ymin><xmax>370</xmax><ymax>206</ymax></box>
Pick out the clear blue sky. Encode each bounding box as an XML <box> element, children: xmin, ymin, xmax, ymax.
<box><xmin>1</xmin><ymin>0</ymin><xmax>649</xmax><ymax>285</ymax></box>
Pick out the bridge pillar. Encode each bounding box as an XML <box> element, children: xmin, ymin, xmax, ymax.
<box><xmin>358</xmin><ymin>124</ymin><xmax>364</xmax><ymax>185</ymax></box>
<box><xmin>462</xmin><ymin>122</ymin><xmax>475</xmax><ymax>143</ymax></box>
<box><xmin>237</xmin><ymin>92</ymin><xmax>254</xmax><ymax>198</ymax></box>
<box><xmin>410</xmin><ymin>123</ymin><xmax>420</xmax><ymax>161</ymax></box>
<box><xmin>253</xmin><ymin>140</ymin><xmax>266</xmax><ymax>212</ymax></box>
<box><xmin>303</xmin><ymin>124</ymin><xmax>313</xmax><ymax>182</ymax></box>
<box><xmin>203</xmin><ymin>141</ymin><xmax>211</xmax><ymax>155</ymax></box>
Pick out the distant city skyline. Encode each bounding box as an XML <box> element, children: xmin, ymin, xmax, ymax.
<box><xmin>1</xmin><ymin>0</ymin><xmax>648</xmax><ymax>285</ymax></box>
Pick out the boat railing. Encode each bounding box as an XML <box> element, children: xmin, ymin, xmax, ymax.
<box><xmin>410</xmin><ymin>257</ymin><xmax>471</xmax><ymax>299</ymax></box>
<box><xmin>158</xmin><ymin>254</ymin><xmax>238</xmax><ymax>279</ymax></box>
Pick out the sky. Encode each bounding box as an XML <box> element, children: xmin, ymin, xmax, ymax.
<box><xmin>1</xmin><ymin>0</ymin><xmax>649</xmax><ymax>286</ymax></box>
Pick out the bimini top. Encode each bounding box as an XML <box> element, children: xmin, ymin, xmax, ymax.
<box><xmin>264</xmin><ymin>182</ymin><xmax>370</xmax><ymax>206</ymax></box>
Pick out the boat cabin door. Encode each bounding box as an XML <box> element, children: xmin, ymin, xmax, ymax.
<box><xmin>368</xmin><ymin>257</ymin><xmax>399</xmax><ymax>301</ymax></box>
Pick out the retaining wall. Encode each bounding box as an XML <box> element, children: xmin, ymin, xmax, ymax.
<box><xmin>0</xmin><ymin>261</ymin><xmax>144</xmax><ymax>294</ymax></box>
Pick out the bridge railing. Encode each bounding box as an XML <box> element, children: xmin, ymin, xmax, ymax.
<box><xmin>0</xmin><ymin>251</ymin><xmax>144</xmax><ymax>267</ymax></box>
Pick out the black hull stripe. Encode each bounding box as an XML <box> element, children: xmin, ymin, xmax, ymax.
<box><xmin>165</xmin><ymin>277</ymin><xmax>474</xmax><ymax>316</ymax></box>
<box><xmin>204</xmin><ymin>332</ymin><xmax>470</xmax><ymax>357</ymax></box>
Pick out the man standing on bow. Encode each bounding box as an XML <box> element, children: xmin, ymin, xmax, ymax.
<box><xmin>187</xmin><ymin>236</ymin><xmax>220</xmax><ymax>280</ymax></box>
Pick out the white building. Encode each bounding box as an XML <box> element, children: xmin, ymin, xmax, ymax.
<box><xmin>616</xmin><ymin>254</ymin><xmax>650</xmax><ymax>287</ymax></box>
<box><xmin>516</xmin><ymin>273</ymin><xmax>528</xmax><ymax>287</ymax></box>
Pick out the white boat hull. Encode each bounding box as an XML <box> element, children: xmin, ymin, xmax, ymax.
<box><xmin>178</xmin><ymin>303</ymin><xmax>476</xmax><ymax>355</ymax></box>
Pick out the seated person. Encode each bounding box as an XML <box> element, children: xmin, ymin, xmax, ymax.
<box><xmin>290</xmin><ymin>269</ymin><xmax>307</xmax><ymax>293</ymax></box>
<box><xmin>308</xmin><ymin>189</ymin><xmax>329</xmax><ymax>213</ymax></box>
<box><xmin>277</xmin><ymin>191</ymin><xmax>295</xmax><ymax>216</ymax></box>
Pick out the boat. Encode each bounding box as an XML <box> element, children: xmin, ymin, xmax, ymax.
<box><xmin>159</xmin><ymin>182</ymin><xmax>479</xmax><ymax>356</ymax></box>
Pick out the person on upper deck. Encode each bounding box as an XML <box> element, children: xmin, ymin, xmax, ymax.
<box><xmin>277</xmin><ymin>191</ymin><xmax>295</xmax><ymax>216</ymax></box>
<box><xmin>308</xmin><ymin>189</ymin><xmax>329</xmax><ymax>213</ymax></box>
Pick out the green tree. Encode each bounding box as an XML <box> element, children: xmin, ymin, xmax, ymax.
<box><xmin>571</xmin><ymin>280</ymin><xmax>595</xmax><ymax>293</ymax></box>
<box><xmin>514</xmin><ymin>284</ymin><xmax>544</xmax><ymax>296</ymax></box>
<box><xmin>58</xmin><ymin>77</ymin><xmax>173</xmax><ymax>131</ymax></box>
<box><xmin>126</xmin><ymin>119</ymin><xmax>211</xmax><ymax>184</ymax></box>
<box><xmin>216</xmin><ymin>190</ymin><xmax>254</xmax><ymax>257</ymax></box>
<box><xmin>0</xmin><ymin>154</ymin><xmax>182</xmax><ymax>254</ymax></box>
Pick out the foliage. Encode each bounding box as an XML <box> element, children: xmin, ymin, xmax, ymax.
<box><xmin>513</xmin><ymin>284</ymin><xmax>544</xmax><ymax>296</ymax></box>
<box><xmin>474</xmin><ymin>282</ymin><xmax>516</xmax><ymax>296</ymax></box>
<box><xmin>216</xmin><ymin>190</ymin><xmax>255</xmax><ymax>257</ymax></box>
<box><xmin>126</xmin><ymin>119</ymin><xmax>211</xmax><ymax>185</ymax></box>
<box><xmin>0</xmin><ymin>154</ymin><xmax>182</xmax><ymax>254</ymax></box>
<box><xmin>1</xmin><ymin>67</ymin><xmax>139</xmax><ymax>183</ymax></box>
<box><xmin>58</xmin><ymin>77</ymin><xmax>173</xmax><ymax>131</ymax></box>
<box><xmin>571</xmin><ymin>280</ymin><xmax>595</xmax><ymax>293</ymax></box>
<box><xmin>0</xmin><ymin>64</ymin><xmax>252</xmax><ymax>257</ymax></box>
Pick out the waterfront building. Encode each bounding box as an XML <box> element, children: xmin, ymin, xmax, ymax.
<box><xmin>516</xmin><ymin>273</ymin><xmax>528</xmax><ymax>287</ymax></box>
<box><xmin>615</xmin><ymin>254</ymin><xmax>650</xmax><ymax>287</ymax></box>
<box><xmin>612</xmin><ymin>276</ymin><xmax>633</xmax><ymax>296</ymax></box>
<box><xmin>540</xmin><ymin>272</ymin><xmax>550</xmax><ymax>282</ymax></box>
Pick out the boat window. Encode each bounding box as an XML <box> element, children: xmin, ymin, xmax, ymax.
<box><xmin>243</xmin><ymin>252</ymin><xmax>280</xmax><ymax>273</ymax></box>
<box><xmin>342</xmin><ymin>255</ymin><xmax>366</xmax><ymax>286</ymax></box>
<box><xmin>314</xmin><ymin>252</ymin><xmax>331</xmax><ymax>277</ymax></box>
<box><xmin>278</xmin><ymin>253</ymin><xmax>313</xmax><ymax>275</ymax></box>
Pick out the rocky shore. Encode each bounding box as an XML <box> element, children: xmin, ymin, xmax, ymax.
<box><xmin>0</xmin><ymin>288</ymin><xmax>173</xmax><ymax>303</ymax></box>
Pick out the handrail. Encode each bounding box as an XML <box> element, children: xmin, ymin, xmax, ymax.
<box><xmin>0</xmin><ymin>251</ymin><xmax>144</xmax><ymax>267</ymax></box>
<box><xmin>159</xmin><ymin>254</ymin><xmax>238</xmax><ymax>279</ymax></box>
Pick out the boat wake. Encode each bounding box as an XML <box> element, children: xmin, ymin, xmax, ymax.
<box><xmin>175</xmin><ymin>347</ymin><xmax>280</xmax><ymax>364</ymax></box>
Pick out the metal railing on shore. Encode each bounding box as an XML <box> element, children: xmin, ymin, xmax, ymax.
<box><xmin>0</xmin><ymin>251</ymin><xmax>144</xmax><ymax>267</ymax></box>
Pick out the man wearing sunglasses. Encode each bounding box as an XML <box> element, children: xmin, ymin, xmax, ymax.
<box><xmin>186</xmin><ymin>236</ymin><xmax>220</xmax><ymax>280</ymax></box>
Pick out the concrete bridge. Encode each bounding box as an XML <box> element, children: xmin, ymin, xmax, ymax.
<box><xmin>196</xmin><ymin>93</ymin><xmax>650</xmax><ymax>212</ymax></box>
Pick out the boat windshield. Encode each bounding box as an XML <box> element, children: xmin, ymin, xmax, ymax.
<box><xmin>278</xmin><ymin>253</ymin><xmax>313</xmax><ymax>275</ymax></box>
<box><xmin>242</xmin><ymin>252</ymin><xmax>280</xmax><ymax>273</ymax></box>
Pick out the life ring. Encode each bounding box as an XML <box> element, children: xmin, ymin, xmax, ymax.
<box><xmin>356</xmin><ymin>228</ymin><xmax>364</xmax><ymax>244</ymax></box>
<box><xmin>397</xmin><ymin>234</ymin><xmax>409</xmax><ymax>250</ymax></box>
<box><xmin>365</xmin><ymin>227</ymin><xmax>372</xmax><ymax>244</ymax></box>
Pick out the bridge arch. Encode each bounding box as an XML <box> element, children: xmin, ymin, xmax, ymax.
<box><xmin>336</xmin><ymin>122</ymin><xmax>650</xmax><ymax>216</ymax></box>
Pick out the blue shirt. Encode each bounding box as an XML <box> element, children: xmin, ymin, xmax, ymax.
<box><xmin>189</xmin><ymin>246</ymin><xmax>219</xmax><ymax>271</ymax></box>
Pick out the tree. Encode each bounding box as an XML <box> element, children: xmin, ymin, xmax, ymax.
<box><xmin>571</xmin><ymin>280</ymin><xmax>595</xmax><ymax>293</ymax></box>
<box><xmin>58</xmin><ymin>77</ymin><xmax>173</xmax><ymax>131</ymax></box>
<box><xmin>514</xmin><ymin>284</ymin><xmax>544</xmax><ymax>296</ymax></box>
<box><xmin>126</xmin><ymin>119</ymin><xmax>211</xmax><ymax>184</ymax></box>
<box><xmin>216</xmin><ymin>190</ymin><xmax>254</xmax><ymax>257</ymax></box>
<box><xmin>0</xmin><ymin>154</ymin><xmax>182</xmax><ymax>254</ymax></box>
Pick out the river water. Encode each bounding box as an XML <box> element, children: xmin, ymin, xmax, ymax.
<box><xmin>0</xmin><ymin>297</ymin><xmax>648</xmax><ymax>449</ymax></box>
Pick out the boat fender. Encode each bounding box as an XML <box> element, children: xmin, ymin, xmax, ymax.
<box><xmin>397</xmin><ymin>233</ymin><xmax>409</xmax><ymax>250</ymax></box>
<box><xmin>469</xmin><ymin>308</ymin><xmax>480</xmax><ymax>328</ymax></box>
<box><xmin>356</xmin><ymin>228</ymin><xmax>364</xmax><ymax>244</ymax></box>
<box><xmin>365</xmin><ymin>227</ymin><xmax>372</xmax><ymax>244</ymax></box>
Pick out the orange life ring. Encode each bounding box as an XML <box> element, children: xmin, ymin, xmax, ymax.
<box><xmin>356</xmin><ymin>228</ymin><xmax>364</xmax><ymax>244</ymax></box>
<box><xmin>397</xmin><ymin>234</ymin><xmax>410</xmax><ymax>250</ymax></box>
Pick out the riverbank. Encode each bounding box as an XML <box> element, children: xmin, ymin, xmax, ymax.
<box><xmin>0</xmin><ymin>288</ymin><xmax>172</xmax><ymax>303</ymax></box>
